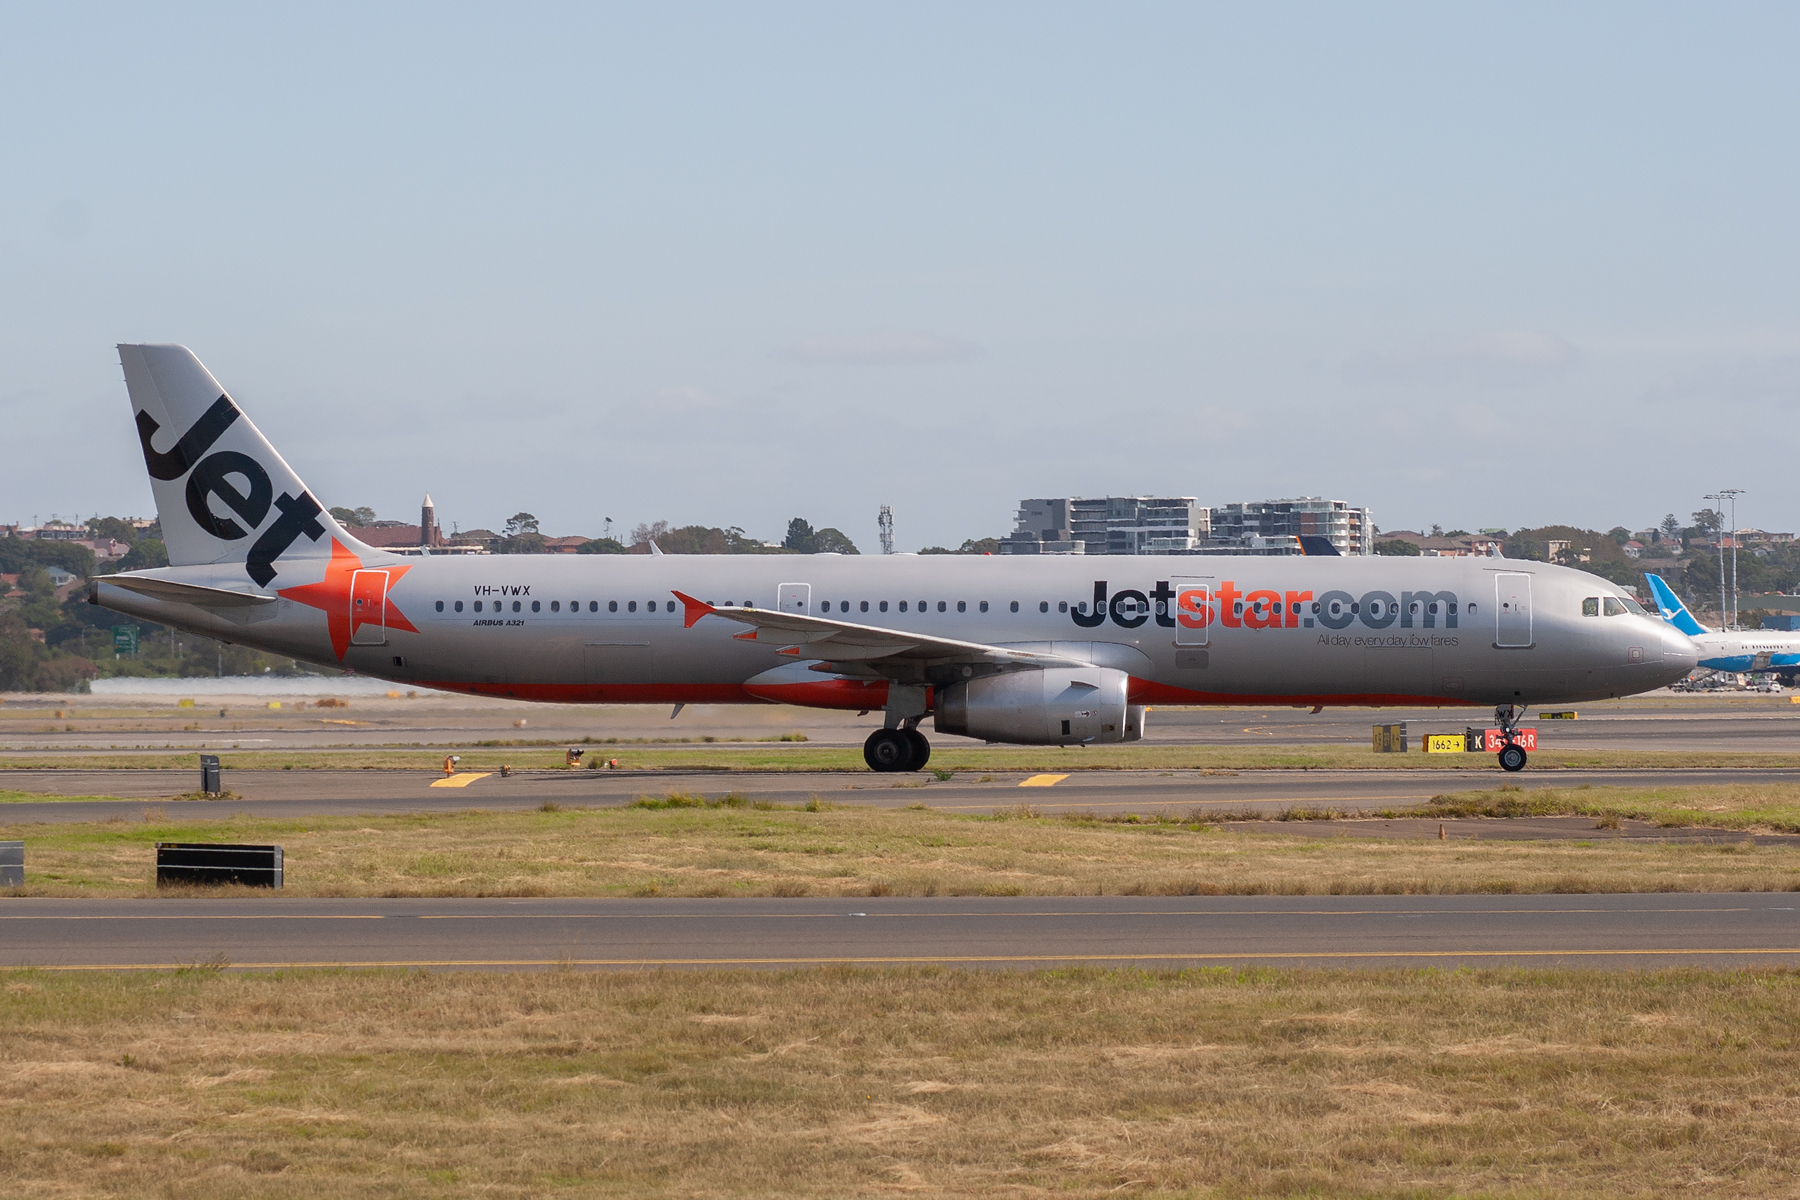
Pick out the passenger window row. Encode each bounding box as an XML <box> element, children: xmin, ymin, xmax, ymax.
<box><xmin>814</xmin><ymin>600</ymin><xmax>1065</xmax><ymax>615</ymax></box>
<box><xmin>431</xmin><ymin>598</ymin><xmax>755</xmax><ymax>615</ymax></box>
<box><xmin>427</xmin><ymin>595</ymin><xmax>1113</xmax><ymax>618</ymax></box>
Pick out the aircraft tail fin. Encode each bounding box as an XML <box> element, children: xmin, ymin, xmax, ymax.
<box><xmin>117</xmin><ymin>344</ymin><xmax>368</xmax><ymax>588</ymax></box>
<box><xmin>1644</xmin><ymin>573</ymin><xmax>1708</xmax><ymax>636</ymax></box>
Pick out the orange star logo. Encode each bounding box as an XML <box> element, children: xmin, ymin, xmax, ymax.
<box><xmin>277</xmin><ymin>539</ymin><xmax>418</xmax><ymax>659</ymax></box>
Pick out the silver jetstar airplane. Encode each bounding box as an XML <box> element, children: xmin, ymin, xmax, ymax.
<box><xmin>92</xmin><ymin>345</ymin><xmax>1697</xmax><ymax>773</ymax></box>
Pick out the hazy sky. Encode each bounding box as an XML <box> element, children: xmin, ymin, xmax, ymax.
<box><xmin>4</xmin><ymin>4</ymin><xmax>1798</xmax><ymax>549</ymax></box>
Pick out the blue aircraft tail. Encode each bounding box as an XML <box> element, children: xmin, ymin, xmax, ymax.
<box><xmin>1644</xmin><ymin>573</ymin><xmax>1708</xmax><ymax>636</ymax></box>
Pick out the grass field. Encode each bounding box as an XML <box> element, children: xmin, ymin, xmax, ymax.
<box><xmin>10</xmin><ymin>743</ymin><xmax>1800</xmax><ymax>773</ymax></box>
<box><xmin>6</xmin><ymin>795</ymin><xmax>1800</xmax><ymax>898</ymax></box>
<box><xmin>3</xmin><ymin>965</ymin><xmax>1798</xmax><ymax>1196</ymax></box>
<box><xmin>1405</xmin><ymin>782</ymin><xmax>1800</xmax><ymax>833</ymax></box>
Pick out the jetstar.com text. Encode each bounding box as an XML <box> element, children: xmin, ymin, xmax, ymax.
<box><xmin>1070</xmin><ymin>581</ymin><xmax>1462</xmax><ymax>633</ymax></box>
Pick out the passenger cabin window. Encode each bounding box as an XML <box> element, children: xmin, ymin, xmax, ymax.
<box><xmin>628</xmin><ymin>601</ymin><xmax>636</xmax><ymax>612</ymax></box>
<box><xmin>860</xmin><ymin>601</ymin><xmax>869</xmax><ymax>612</ymax></box>
<box><xmin>589</xmin><ymin>601</ymin><xmax>598</xmax><ymax>612</ymax></box>
<box><xmin>879</xmin><ymin>601</ymin><xmax>888</xmax><ymax>612</ymax></box>
<box><xmin>1010</xmin><ymin>601</ymin><xmax>1019</xmax><ymax>612</ymax></box>
<box><xmin>1058</xmin><ymin>601</ymin><xmax>1068</xmax><ymax>613</ymax></box>
<box><xmin>957</xmin><ymin>601</ymin><xmax>966</xmax><ymax>613</ymax></box>
<box><xmin>473</xmin><ymin>601</ymin><xmax>482</xmax><ymax>612</ymax></box>
<box><xmin>980</xmin><ymin>601</ymin><xmax>989</xmax><ymax>613</ymax></box>
<box><xmin>1603</xmin><ymin>597</ymin><xmax>1629</xmax><ymax>617</ymax></box>
<box><xmin>899</xmin><ymin>601</ymin><xmax>907</xmax><ymax>612</ymax></box>
<box><xmin>1040</xmin><ymin>601</ymin><xmax>1048</xmax><ymax>613</ymax></box>
<box><xmin>454</xmin><ymin>601</ymin><xmax>463</xmax><ymax>612</ymax></box>
<box><xmin>937</xmin><ymin>601</ymin><xmax>947</xmax><ymax>612</ymax></box>
<box><xmin>532</xmin><ymin>601</ymin><xmax>541</xmax><ymax>612</ymax></box>
<box><xmin>435</xmin><ymin>601</ymin><xmax>444</xmax><ymax>612</ymax></box>
<box><xmin>1582</xmin><ymin>597</ymin><xmax>1600</xmax><ymax>617</ymax></box>
<box><xmin>609</xmin><ymin>601</ymin><xmax>618</xmax><ymax>612</ymax></box>
<box><xmin>549</xmin><ymin>601</ymin><xmax>559</xmax><ymax>612</ymax></box>
<box><xmin>512</xmin><ymin>600</ymin><xmax>522</xmax><ymax>612</ymax></box>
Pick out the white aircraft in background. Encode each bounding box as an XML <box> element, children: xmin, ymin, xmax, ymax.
<box><xmin>90</xmin><ymin>345</ymin><xmax>1695</xmax><ymax>772</ymax></box>
<box><xmin>1644</xmin><ymin>573</ymin><xmax>1800</xmax><ymax>679</ymax></box>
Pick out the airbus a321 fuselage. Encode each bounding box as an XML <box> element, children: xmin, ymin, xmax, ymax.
<box><xmin>92</xmin><ymin>345</ymin><xmax>1697</xmax><ymax>772</ymax></box>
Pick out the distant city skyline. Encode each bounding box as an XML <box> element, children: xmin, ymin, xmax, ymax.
<box><xmin>4</xmin><ymin>5</ymin><xmax>1798</xmax><ymax>548</ymax></box>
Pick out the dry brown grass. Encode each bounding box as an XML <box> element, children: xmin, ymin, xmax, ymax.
<box><xmin>6</xmin><ymin>799</ymin><xmax>1799</xmax><ymax>899</ymax></box>
<box><xmin>1407</xmin><ymin>781</ymin><xmax>1800</xmax><ymax>832</ymax></box>
<box><xmin>3</xmin><ymin>965</ymin><xmax>1798</xmax><ymax>1196</ymax></box>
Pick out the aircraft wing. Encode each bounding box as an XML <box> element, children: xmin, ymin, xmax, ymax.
<box><xmin>671</xmin><ymin>591</ymin><xmax>1088</xmax><ymax>669</ymax></box>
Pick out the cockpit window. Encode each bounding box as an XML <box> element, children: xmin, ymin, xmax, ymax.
<box><xmin>1603</xmin><ymin>597</ymin><xmax>1629</xmax><ymax>617</ymax></box>
<box><xmin>1621</xmin><ymin>595</ymin><xmax>1648</xmax><ymax>616</ymax></box>
<box><xmin>1582</xmin><ymin>597</ymin><xmax>1600</xmax><ymax>617</ymax></box>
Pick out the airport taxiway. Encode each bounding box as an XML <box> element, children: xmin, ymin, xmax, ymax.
<box><xmin>6</xmin><ymin>765</ymin><xmax>1800</xmax><ymax>823</ymax></box>
<box><xmin>6</xmin><ymin>893</ymin><xmax>1796</xmax><ymax>971</ymax></box>
<box><xmin>8</xmin><ymin>692</ymin><xmax>1800</xmax><ymax>753</ymax></box>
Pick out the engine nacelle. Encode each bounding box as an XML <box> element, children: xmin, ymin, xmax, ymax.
<box><xmin>935</xmin><ymin>666</ymin><xmax>1132</xmax><ymax>745</ymax></box>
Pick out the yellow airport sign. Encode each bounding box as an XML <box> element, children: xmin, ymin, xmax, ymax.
<box><xmin>1424</xmin><ymin>734</ymin><xmax>1466</xmax><ymax>754</ymax></box>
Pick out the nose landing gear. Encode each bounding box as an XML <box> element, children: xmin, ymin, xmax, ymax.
<box><xmin>1494</xmin><ymin>703</ymin><xmax>1528</xmax><ymax>772</ymax></box>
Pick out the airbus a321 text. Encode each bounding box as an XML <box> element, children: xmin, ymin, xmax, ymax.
<box><xmin>92</xmin><ymin>345</ymin><xmax>1697</xmax><ymax>772</ymax></box>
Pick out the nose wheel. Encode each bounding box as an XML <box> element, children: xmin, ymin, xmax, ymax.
<box><xmin>864</xmin><ymin>727</ymin><xmax>930</xmax><ymax>772</ymax></box>
<box><xmin>1493</xmin><ymin>703</ymin><xmax>1529</xmax><ymax>772</ymax></box>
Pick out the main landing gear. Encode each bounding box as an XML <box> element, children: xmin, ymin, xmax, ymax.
<box><xmin>1495</xmin><ymin>703</ymin><xmax>1528</xmax><ymax>773</ymax></box>
<box><xmin>864</xmin><ymin>682</ymin><xmax>933</xmax><ymax>772</ymax></box>
<box><xmin>864</xmin><ymin>727</ymin><xmax>931</xmax><ymax>773</ymax></box>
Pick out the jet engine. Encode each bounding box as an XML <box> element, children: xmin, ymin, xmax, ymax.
<box><xmin>934</xmin><ymin>666</ymin><xmax>1136</xmax><ymax>745</ymax></box>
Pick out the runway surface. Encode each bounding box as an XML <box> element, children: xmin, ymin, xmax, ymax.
<box><xmin>7</xmin><ymin>692</ymin><xmax>1800</xmax><ymax>753</ymax></box>
<box><xmin>7</xmin><ymin>765</ymin><xmax>1800</xmax><ymax>823</ymax></box>
<box><xmin>6</xmin><ymin>894</ymin><xmax>1797</xmax><ymax>971</ymax></box>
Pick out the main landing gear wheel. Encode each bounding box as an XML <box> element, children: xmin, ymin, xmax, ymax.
<box><xmin>1498</xmin><ymin>744</ymin><xmax>1528</xmax><ymax>773</ymax></box>
<box><xmin>904</xmin><ymin>729</ymin><xmax>931</xmax><ymax>771</ymax></box>
<box><xmin>864</xmin><ymin>729</ymin><xmax>915</xmax><ymax>773</ymax></box>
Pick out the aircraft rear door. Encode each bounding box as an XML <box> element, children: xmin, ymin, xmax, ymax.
<box><xmin>1495</xmin><ymin>573</ymin><xmax>1533</xmax><ymax>648</ymax></box>
<box><xmin>778</xmin><ymin>582</ymin><xmax>812</xmax><ymax>615</ymax></box>
<box><xmin>350</xmin><ymin>570</ymin><xmax>390</xmax><ymax>645</ymax></box>
<box><xmin>1172</xmin><ymin>576</ymin><xmax>1213</xmax><ymax>646</ymax></box>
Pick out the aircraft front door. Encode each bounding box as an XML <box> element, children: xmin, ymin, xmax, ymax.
<box><xmin>1495</xmin><ymin>573</ymin><xmax>1533</xmax><ymax>648</ymax></box>
<box><xmin>1172</xmin><ymin>576</ymin><xmax>1214</xmax><ymax>646</ymax></box>
<box><xmin>350</xmin><ymin>569</ymin><xmax>390</xmax><ymax>646</ymax></box>
<box><xmin>777</xmin><ymin>581</ymin><xmax>812</xmax><ymax>615</ymax></box>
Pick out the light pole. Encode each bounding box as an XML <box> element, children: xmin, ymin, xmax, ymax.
<box><xmin>1717</xmin><ymin>488</ymin><xmax>1744</xmax><ymax>629</ymax></box>
<box><xmin>1704</xmin><ymin>493</ymin><xmax>1726</xmax><ymax>630</ymax></box>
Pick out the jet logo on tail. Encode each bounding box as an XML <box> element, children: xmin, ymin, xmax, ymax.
<box><xmin>134</xmin><ymin>391</ymin><xmax>327</xmax><ymax>586</ymax></box>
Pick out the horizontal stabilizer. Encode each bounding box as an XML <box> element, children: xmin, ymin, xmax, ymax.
<box><xmin>93</xmin><ymin>575</ymin><xmax>277</xmax><ymax>608</ymax></box>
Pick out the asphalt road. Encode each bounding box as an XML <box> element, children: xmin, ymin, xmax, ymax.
<box><xmin>6</xmin><ymin>894</ymin><xmax>1797</xmax><ymax>971</ymax></box>
<box><xmin>8</xmin><ymin>692</ymin><xmax>1800</xmax><ymax>753</ymax></box>
<box><xmin>7</xmin><ymin>765</ymin><xmax>1800</xmax><ymax>824</ymax></box>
